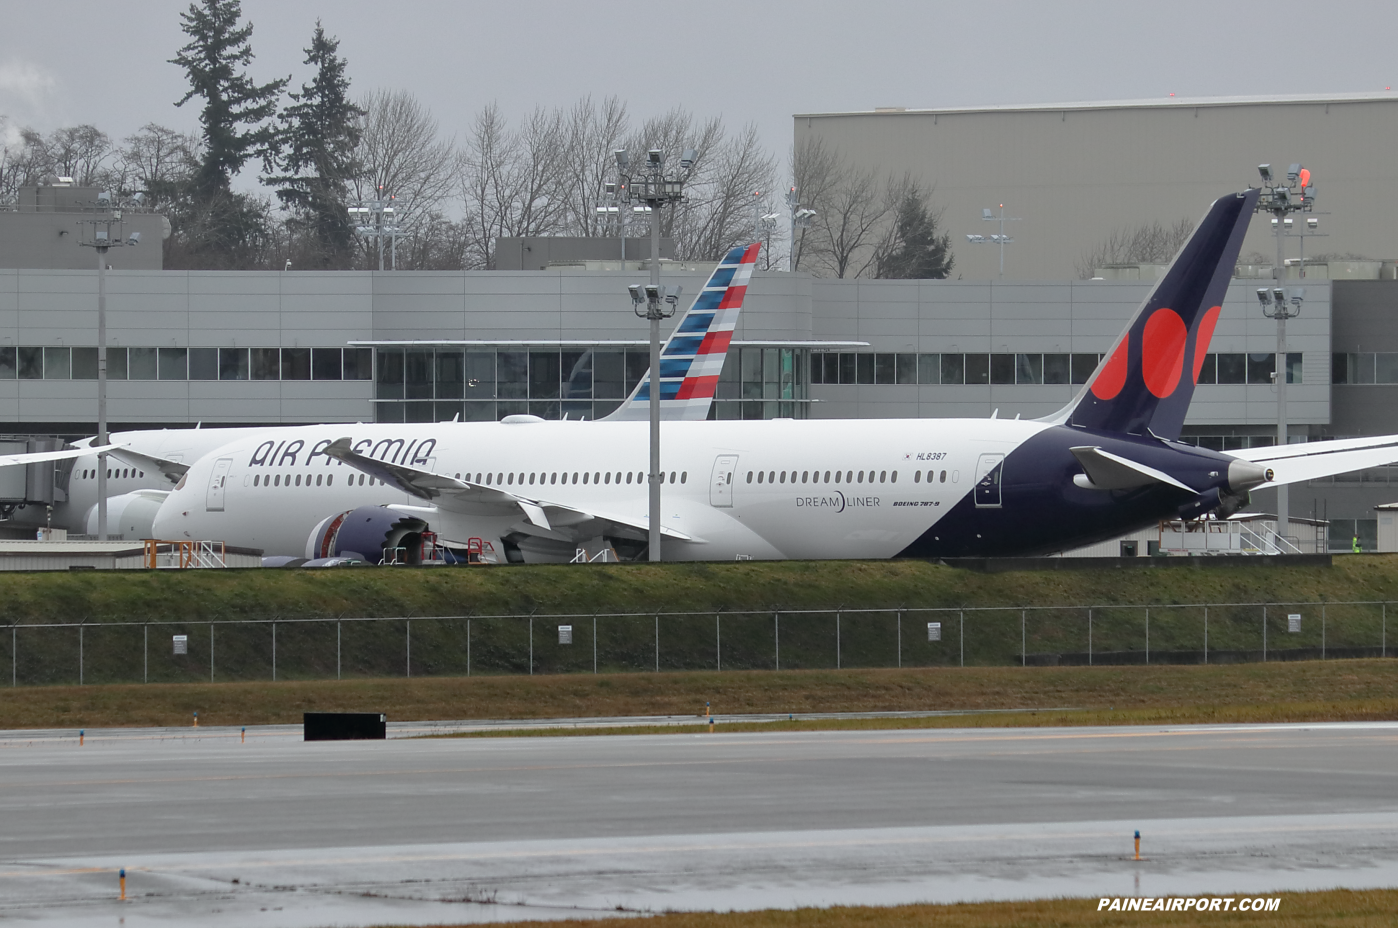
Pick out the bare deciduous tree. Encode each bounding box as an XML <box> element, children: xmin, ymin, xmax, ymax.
<box><xmin>559</xmin><ymin>95</ymin><xmax>629</xmax><ymax>238</ymax></box>
<box><xmin>1076</xmin><ymin>218</ymin><xmax>1196</xmax><ymax>278</ymax></box>
<box><xmin>458</xmin><ymin>102</ymin><xmax>569</xmax><ymax>269</ymax></box>
<box><xmin>352</xmin><ymin>88</ymin><xmax>459</xmax><ymax>268</ymax></box>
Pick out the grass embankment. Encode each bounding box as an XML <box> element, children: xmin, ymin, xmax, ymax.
<box><xmin>5</xmin><ymin>555</ymin><xmax>1398</xmax><ymax>623</ymax></box>
<box><xmin>5</xmin><ymin>557</ymin><xmax>1398</xmax><ymax>687</ymax></box>
<box><xmin>5</xmin><ymin>659</ymin><xmax>1396</xmax><ymax>730</ymax></box>
<box><xmin>412</xmin><ymin>890</ymin><xmax>1398</xmax><ymax>927</ymax></box>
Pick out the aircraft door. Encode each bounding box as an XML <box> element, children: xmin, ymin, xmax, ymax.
<box><xmin>710</xmin><ymin>454</ymin><xmax>738</xmax><ymax>508</ymax></box>
<box><xmin>973</xmin><ymin>453</ymin><xmax>1004</xmax><ymax>508</ymax></box>
<box><xmin>206</xmin><ymin>457</ymin><xmax>233</xmax><ymax>512</ymax></box>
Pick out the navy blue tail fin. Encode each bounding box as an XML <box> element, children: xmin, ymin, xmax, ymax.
<box><xmin>1057</xmin><ymin>189</ymin><xmax>1259</xmax><ymax>440</ymax></box>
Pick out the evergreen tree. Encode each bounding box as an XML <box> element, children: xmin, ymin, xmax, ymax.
<box><xmin>268</xmin><ymin>22</ymin><xmax>363</xmax><ymax>268</ymax></box>
<box><xmin>169</xmin><ymin>0</ymin><xmax>287</xmax><ymax>267</ymax></box>
<box><xmin>876</xmin><ymin>185</ymin><xmax>955</xmax><ymax>279</ymax></box>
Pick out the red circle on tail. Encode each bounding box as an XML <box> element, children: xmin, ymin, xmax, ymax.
<box><xmin>1142</xmin><ymin>308</ymin><xmax>1187</xmax><ymax>398</ymax></box>
<box><xmin>1091</xmin><ymin>334</ymin><xmax>1129</xmax><ymax>400</ymax></box>
<box><xmin>1192</xmin><ymin>305</ymin><xmax>1222</xmax><ymax>384</ymax></box>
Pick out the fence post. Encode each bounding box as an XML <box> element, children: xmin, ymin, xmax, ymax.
<box><xmin>592</xmin><ymin>616</ymin><xmax>596</xmax><ymax>674</ymax></box>
<box><xmin>11</xmin><ymin>624</ymin><xmax>15</xmax><ymax>687</ymax></box>
<box><xmin>338</xmin><ymin>620</ymin><xmax>342</xmax><ymax>680</ymax></box>
<box><xmin>716</xmin><ymin>614</ymin><xmax>721</xmax><ymax>672</ymax></box>
<box><xmin>272</xmin><ymin>621</ymin><xmax>277</xmax><ymax>682</ymax></box>
<box><xmin>467</xmin><ymin>619</ymin><xmax>471</xmax><ymax>677</ymax></box>
<box><xmin>1262</xmin><ymin>606</ymin><xmax>1267</xmax><ymax>662</ymax></box>
<box><xmin>1322</xmin><ymin>604</ymin><xmax>1326</xmax><ymax>659</ymax></box>
<box><xmin>897</xmin><ymin>610</ymin><xmax>901</xmax><ymax>669</ymax></box>
<box><xmin>775</xmin><ymin>611</ymin><xmax>780</xmax><ymax>671</ymax></box>
<box><xmin>654</xmin><ymin>615</ymin><xmax>659</xmax><ymax>673</ymax></box>
<box><xmin>143</xmin><ymin>623</ymin><xmax>147</xmax><ymax>683</ymax></box>
<box><xmin>1088</xmin><ymin>608</ymin><xmax>1093</xmax><ymax>666</ymax></box>
<box><xmin>1384</xmin><ymin>603</ymin><xmax>1387</xmax><ymax>658</ymax></box>
<box><xmin>210</xmin><ymin>623</ymin><xmax>214</xmax><ymax>683</ymax></box>
<box><xmin>959</xmin><ymin>610</ymin><xmax>964</xmax><ymax>668</ymax></box>
<box><xmin>836</xmin><ymin>611</ymin><xmax>841</xmax><ymax>670</ymax></box>
<box><xmin>1145</xmin><ymin>608</ymin><xmax>1149</xmax><ymax>665</ymax></box>
<box><xmin>529</xmin><ymin>616</ymin><xmax>533</xmax><ymax>676</ymax></box>
<box><xmin>1203</xmin><ymin>605</ymin><xmax>1208</xmax><ymax>664</ymax></box>
<box><xmin>1021</xmin><ymin>610</ymin><xmax>1026</xmax><ymax>667</ymax></box>
<box><xmin>406</xmin><ymin>619</ymin><xmax>411</xmax><ymax>678</ymax></box>
<box><xmin>79</xmin><ymin>623</ymin><xmax>83</xmax><ymax>686</ymax></box>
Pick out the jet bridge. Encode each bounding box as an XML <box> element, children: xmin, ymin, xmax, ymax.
<box><xmin>0</xmin><ymin>437</ymin><xmax>70</xmax><ymax>519</ymax></box>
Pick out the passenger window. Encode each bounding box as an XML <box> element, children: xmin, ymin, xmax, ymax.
<box><xmin>914</xmin><ymin>471</ymin><xmax>922</xmax><ymax>483</ymax></box>
<box><xmin>583</xmin><ymin>473</ymin><xmax>590</xmax><ymax>484</ymax></box>
<box><xmin>681</xmin><ymin>472</ymin><xmax>687</xmax><ymax>484</ymax></box>
<box><xmin>316</xmin><ymin>474</ymin><xmax>323</xmax><ymax>486</ymax></box>
<box><xmin>769</xmin><ymin>471</ymin><xmax>775</xmax><ymax>483</ymax></box>
<box><xmin>551</xmin><ymin>473</ymin><xmax>557</xmax><ymax>484</ymax></box>
<box><xmin>779</xmin><ymin>472</ymin><xmax>786</xmax><ymax>484</ymax></box>
<box><xmin>274</xmin><ymin>475</ymin><xmax>281</xmax><ymax>486</ymax></box>
<box><xmin>757</xmin><ymin>472</ymin><xmax>764</xmax><ymax>484</ymax></box>
<box><xmin>670</xmin><ymin>471</ymin><xmax>677</xmax><ymax>483</ymax></box>
<box><xmin>880</xmin><ymin>471</ymin><xmax>887</xmax><ymax>483</ymax></box>
<box><xmin>254</xmin><ymin>475</ymin><xmax>260</xmax><ymax>486</ymax></box>
<box><xmin>529</xmin><ymin>473</ymin><xmax>535</xmax><ymax>485</ymax></box>
<box><xmin>605</xmin><ymin>472</ymin><xmax>611</xmax><ymax>484</ymax></box>
<box><xmin>294</xmin><ymin>474</ymin><xmax>301</xmax><ymax>486</ymax></box>
<box><xmin>508</xmin><ymin>473</ymin><xmax>514</xmax><ymax>485</ymax></box>
<box><xmin>857</xmin><ymin>471</ymin><xmax>864</xmax><ymax>484</ymax></box>
<box><xmin>834</xmin><ymin>471</ymin><xmax>841</xmax><ymax>484</ymax></box>
<box><xmin>847</xmin><ymin>471</ymin><xmax>854</xmax><ymax>483</ymax></box>
<box><xmin>747</xmin><ymin>471</ymin><xmax>753</xmax><ymax>483</ymax></box>
<box><xmin>327</xmin><ymin>475</ymin><xmax>333</xmax><ymax>486</ymax></box>
<box><xmin>139</xmin><ymin>471</ymin><xmax>144</xmax><ymax>478</ymax></box>
<box><xmin>626</xmin><ymin>472</ymin><xmax>632</xmax><ymax>484</ymax></box>
<box><xmin>952</xmin><ymin>470</ymin><xmax>959</xmax><ymax>482</ymax></box>
<box><xmin>572</xmin><ymin>473</ymin><xmax>579</xmax><ymax>484</ymax></box>
<box><xmin>939</xmin><ymin>470</ymin><xmax>946</xmax><ymax>483</ymax></box>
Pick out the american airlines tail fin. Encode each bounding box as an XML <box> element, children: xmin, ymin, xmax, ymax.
<box><xmin>601</xmin><ymin>243</ymin><xmax>760</xmax><ymax>422</ymax></box>
<box><xmin>1054</xmin><ymin>189</ymin><xmax>1259</xmax><ymax>440</ymax></box>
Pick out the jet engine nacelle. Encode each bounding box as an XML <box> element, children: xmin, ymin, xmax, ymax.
<box><xmin>84</xmin><ymin>490</ymin><xmax>169</xmax><ymax>540</ymax></box>
<box><xmin>306</xmin><ymin>506</ymin><xmax>431</xmax><ymax>565</ymax></box>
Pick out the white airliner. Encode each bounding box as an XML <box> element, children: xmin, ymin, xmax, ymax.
<box><xmin>136</xmin><ymin>195</ymin><xmax>1398</xmax><ymax>563</ymax></box>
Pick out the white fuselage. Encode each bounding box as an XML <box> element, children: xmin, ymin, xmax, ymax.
<box><xmin>151</xmin><ymin>418</ymin><xmax>1049</xmax><ymax>561</ymax></box>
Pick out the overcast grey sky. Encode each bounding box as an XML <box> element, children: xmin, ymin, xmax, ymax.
<box><xmin>2</xmin><ymin>0</ymin><xmax>1394</xmax><ymax>175</ymax></box>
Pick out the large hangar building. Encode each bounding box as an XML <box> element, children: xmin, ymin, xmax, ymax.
<box><xmin>793</xmin><ymin>93</ymin><xmax>1398</xmax><ymax>281</ymax></box>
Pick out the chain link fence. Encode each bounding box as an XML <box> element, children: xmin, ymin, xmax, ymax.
<box><xmin>3</xmin><ymin>602</ymin><xmax>1393</xmax><ymax>687</ymax></box>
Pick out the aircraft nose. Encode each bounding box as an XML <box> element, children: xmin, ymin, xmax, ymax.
<box><xmin>1227</xmin><ymin>458</ymin><xmax>1272</xmax><ymax>492</ymax></box>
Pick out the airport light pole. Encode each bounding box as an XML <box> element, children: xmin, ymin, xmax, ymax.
<box><xmin>1254</xmin><ymin>163</ymin><xmax>1315</xmax><ymax>547</ymax></box>
<box><xmin>618</xmin><ymin>145</ymin><xmax>698</xmax><ymax>562</ymax></box>
<box><xmin>77</xmin><ymin>192</ymin><xmax>142</xmax><ymax>541</ymax></box>
<box><xmin>350</xmin><ymin>188</ymin><xmax>402</xmax><ymax>270</ymax></box>
<box><xmin>965</xmin><ymin>205</ymin><xmax>1020</xmax><ymax>278</ymax></box>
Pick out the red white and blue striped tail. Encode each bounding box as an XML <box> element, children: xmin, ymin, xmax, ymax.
<box><xmin>601</xmin><ymin>243</ymin><xmax>760</xmax><ymax>422</ymax></box>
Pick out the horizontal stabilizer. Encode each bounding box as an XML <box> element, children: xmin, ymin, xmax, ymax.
<box><xmin>1228</xmin><ymin>435</ymin><xmax>1398</xmax><ymax>488</ymax></box>
<box><xmin>1070</xmin><ymin>446</ymin><xmax>1195</xmax><ymax>492</ymax></box>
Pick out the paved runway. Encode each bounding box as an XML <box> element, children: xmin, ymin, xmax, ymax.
<box><xmin>1</xmin><ymin>721</ymin><xmax>1396</xmax><ymax>926</ymax></box>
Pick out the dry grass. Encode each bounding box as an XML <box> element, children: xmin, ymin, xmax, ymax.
<box><xmin>4</xmin><ymin>659</ymin><xmax>1396</xmax><ymax>730</ymax></box>
<box><xmin>413</xmin><ymin>889</ymin><xmax>1398</xmax><ymax>927</ymax></box>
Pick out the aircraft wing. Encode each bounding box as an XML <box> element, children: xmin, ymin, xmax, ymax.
<box><xmin>0</xmin><ymin>442</ymin><xmax>123</xmax><ymax>468</ymax></box>
<box><xmin>323</xmin><ymin>437</ymin><xmax>691</xmax><ymax>540</ymax></box>
<box><xmin>1228</xmin><ymin>435</ymin><xmax>1398</xmax><ymax>488</ymax></box>
<box><xmin>107</xmin><ymin>448</ymin><xmax>190</xmax><ymax>484</ymax></box>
